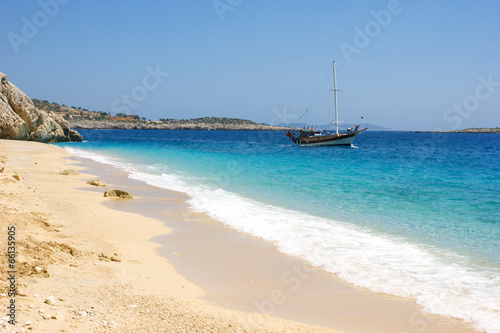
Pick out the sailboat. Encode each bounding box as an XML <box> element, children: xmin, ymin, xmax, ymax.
<box><xmin>284</xmin><ymin>61</ymin><xmax>366</xmax><ymax>146</ymax></box>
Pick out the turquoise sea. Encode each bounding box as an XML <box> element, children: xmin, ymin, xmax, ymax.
<box><xmin>58</xmin><ymin>130</ymin><xmax>499</xmax><ymax>332</ymax></box>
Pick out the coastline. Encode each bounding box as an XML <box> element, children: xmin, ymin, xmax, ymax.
<box><xmin>0</xmin><ymin>139</ymin><xmax>479</xmax><ymax>332</ymax></box>
<box><xmin>0</xmin><ymin>139</ymin><xmax>332</xmax><ymax>332</ymax></box>
<box><xmin>409</xmin><ymin>128</ymin><xmax>500</xmax><ymax>134</ymax></box>
<box><xmin>68</xmin><ymin>119</ymin><xmax>293</xmax><ymax>131</ymax></box>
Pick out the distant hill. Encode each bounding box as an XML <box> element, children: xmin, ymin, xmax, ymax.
<box><xmin>32</xmin><ymin>99</ymin><xmax>121</xmax><ymax>122</ymax></box>
<box><xmin>412</xmin><ymin>128</ymin><xmax>500</xmax><ymax>134</ymax></box>
<box><xmin>31</xmin><ymin>99</ymin><xmax>293</xmax><ymax>131</ymax></box>
<box><xmin>70</xmin><ymin>117</ymin><xmax>293</xmax><ymax>131</ymax></box>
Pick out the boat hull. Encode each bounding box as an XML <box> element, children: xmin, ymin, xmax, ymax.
<box><xmin>294</xmin><ymin>129</ymin><xmax>366</xmax><ymax>147</ymax></box>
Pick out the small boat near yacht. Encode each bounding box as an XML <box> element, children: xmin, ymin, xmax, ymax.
<box><xmin>284</xmin><ymin>61</ymin><xmax>366</xmax><ymax>146</ymax></box>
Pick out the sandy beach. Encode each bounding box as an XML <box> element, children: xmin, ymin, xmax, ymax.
<box><xmin>0</xmin><ymin>139</ymin><xmax>479</xmax><ymax>333</ymax></box>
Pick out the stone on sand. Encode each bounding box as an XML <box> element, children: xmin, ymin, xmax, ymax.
<box><xmin>59</xmin><ymin>169</ymin><xmax>79</xmax><ymax>175</ymax></box>
<box><xmin>104</xmin><ymin>189</ymin><xmax>133</xmax><ymax>199</ymax></box>
<box><xmin>16</xmin><ymin>288</ymin><xmax>28</xmax><ymax>296</ymax></box>
<box><xmin>87</xmin><ymin>179</ymin><xmax>106</xmax><ymax>187</ymax></box>
<box><xmin>51</xmin><ymin>312</ymin><xmax>65</xmax><ymax>320</ymax></box>
<box><xmin>111</xmin><ymin>255</ymin><xmax>122</xmax><ymax>262</ymax></box>
<box><xmin>44</xmin><ymin>296</ymin><xmax>57</xmax><ymax>305</ymax></box>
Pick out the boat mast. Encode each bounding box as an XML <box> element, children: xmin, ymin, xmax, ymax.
<box><xmin>333</xmin><ymin>61</ymin><xmax>339</xmax><ymax>135</ymax></box>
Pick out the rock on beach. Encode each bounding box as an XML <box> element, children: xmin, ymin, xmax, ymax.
<box><xmin>87</xmin><ymin>179</ymin><xmax>106</xmax><ymax>187</ymax></box>
<box><xmin>104</xmin><ymin>189</ymin><xmax>133</xmax><ymax>199</ymax></box>
<box><xmin>59</xmin><ymin>169</ymin><xmax>79</xmax><ymax>175</ymax></box>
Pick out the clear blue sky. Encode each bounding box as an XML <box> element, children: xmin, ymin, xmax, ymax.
<box><xmin>1</xmin><ymin>0</ymin><xmax>499</xmax><ymax>130</ymax></box>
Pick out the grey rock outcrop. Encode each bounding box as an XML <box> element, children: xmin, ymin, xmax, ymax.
<box><xmin>0</xmin><ymin>72</ymin><xmax>83</xmax><ymax>142</ymax></box>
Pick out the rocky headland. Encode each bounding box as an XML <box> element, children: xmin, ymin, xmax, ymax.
<box><xmin>0</xmin><ymin>73</ymin><xmax>83</xmax><ymax>143</ymax></box>
<box><xmin>411</xmin><ymin>128</ymin><xmax>500</xmax><ymax>134</ymax></box>
<box><xmin>69</xmin><ymin>118</ymin><xmax>293</xmax><ymax>131</ymax></box>
<box><xmin>32</xmin><ymin>99</ymin><xmax>294</xmax><ymax>131</ymax></box>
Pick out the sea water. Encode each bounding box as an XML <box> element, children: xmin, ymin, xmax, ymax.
<box><xmin>58</xmin><ymin>130</ymin><xmax>500</xmax><ymax>332</ymax></box>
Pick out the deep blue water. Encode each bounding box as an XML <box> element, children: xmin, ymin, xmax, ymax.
<box><xmin>58</xmin><ymin>130</ymin><xmax>500</xmax><ymax>332</ymax></box>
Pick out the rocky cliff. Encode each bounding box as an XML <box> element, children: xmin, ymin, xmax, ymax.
<box><xmin>0</xmin><ymin>73</ymin><xmax>83</xmax><ymax>142</ymax></box>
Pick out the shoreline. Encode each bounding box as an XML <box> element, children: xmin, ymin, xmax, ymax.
<box><xmin>0</xmin><ymin>139</ymin><xmax>333</xmax><ymax>332</ymax></box>
<box><xmin>76</xmin><ymin>153</ymin><xmax>480</xmax><ymax>332</ymax></box>
<box><xmin>0</xmin><ymin>139</ymin><xmax>479</xmax><ymax>332</ymax></box>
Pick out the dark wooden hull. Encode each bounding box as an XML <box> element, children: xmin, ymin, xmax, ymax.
<box><xmin>292</xmin><ymin>129</ymin><xmax>366</xmax><ymax>146</ymax></box>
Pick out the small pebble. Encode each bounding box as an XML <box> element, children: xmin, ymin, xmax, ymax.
<box><xmin>51</xmin><ymin>312</ymin><xmax>65</xmax><ymax>320</ymax></box>
<box><xmin>110</xmin><ymin>255</ymin><xmax>121</xmax><ymax>262</ymax></box>
<box><xmin>16</xmin><ymin>288</ymin><xmax>28</xmax><ymax>296</ymax></box>
<box><xmin>45</xmin><ymin>296</ymin><xmax>56</xmax><ymax>305</ymax></box>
